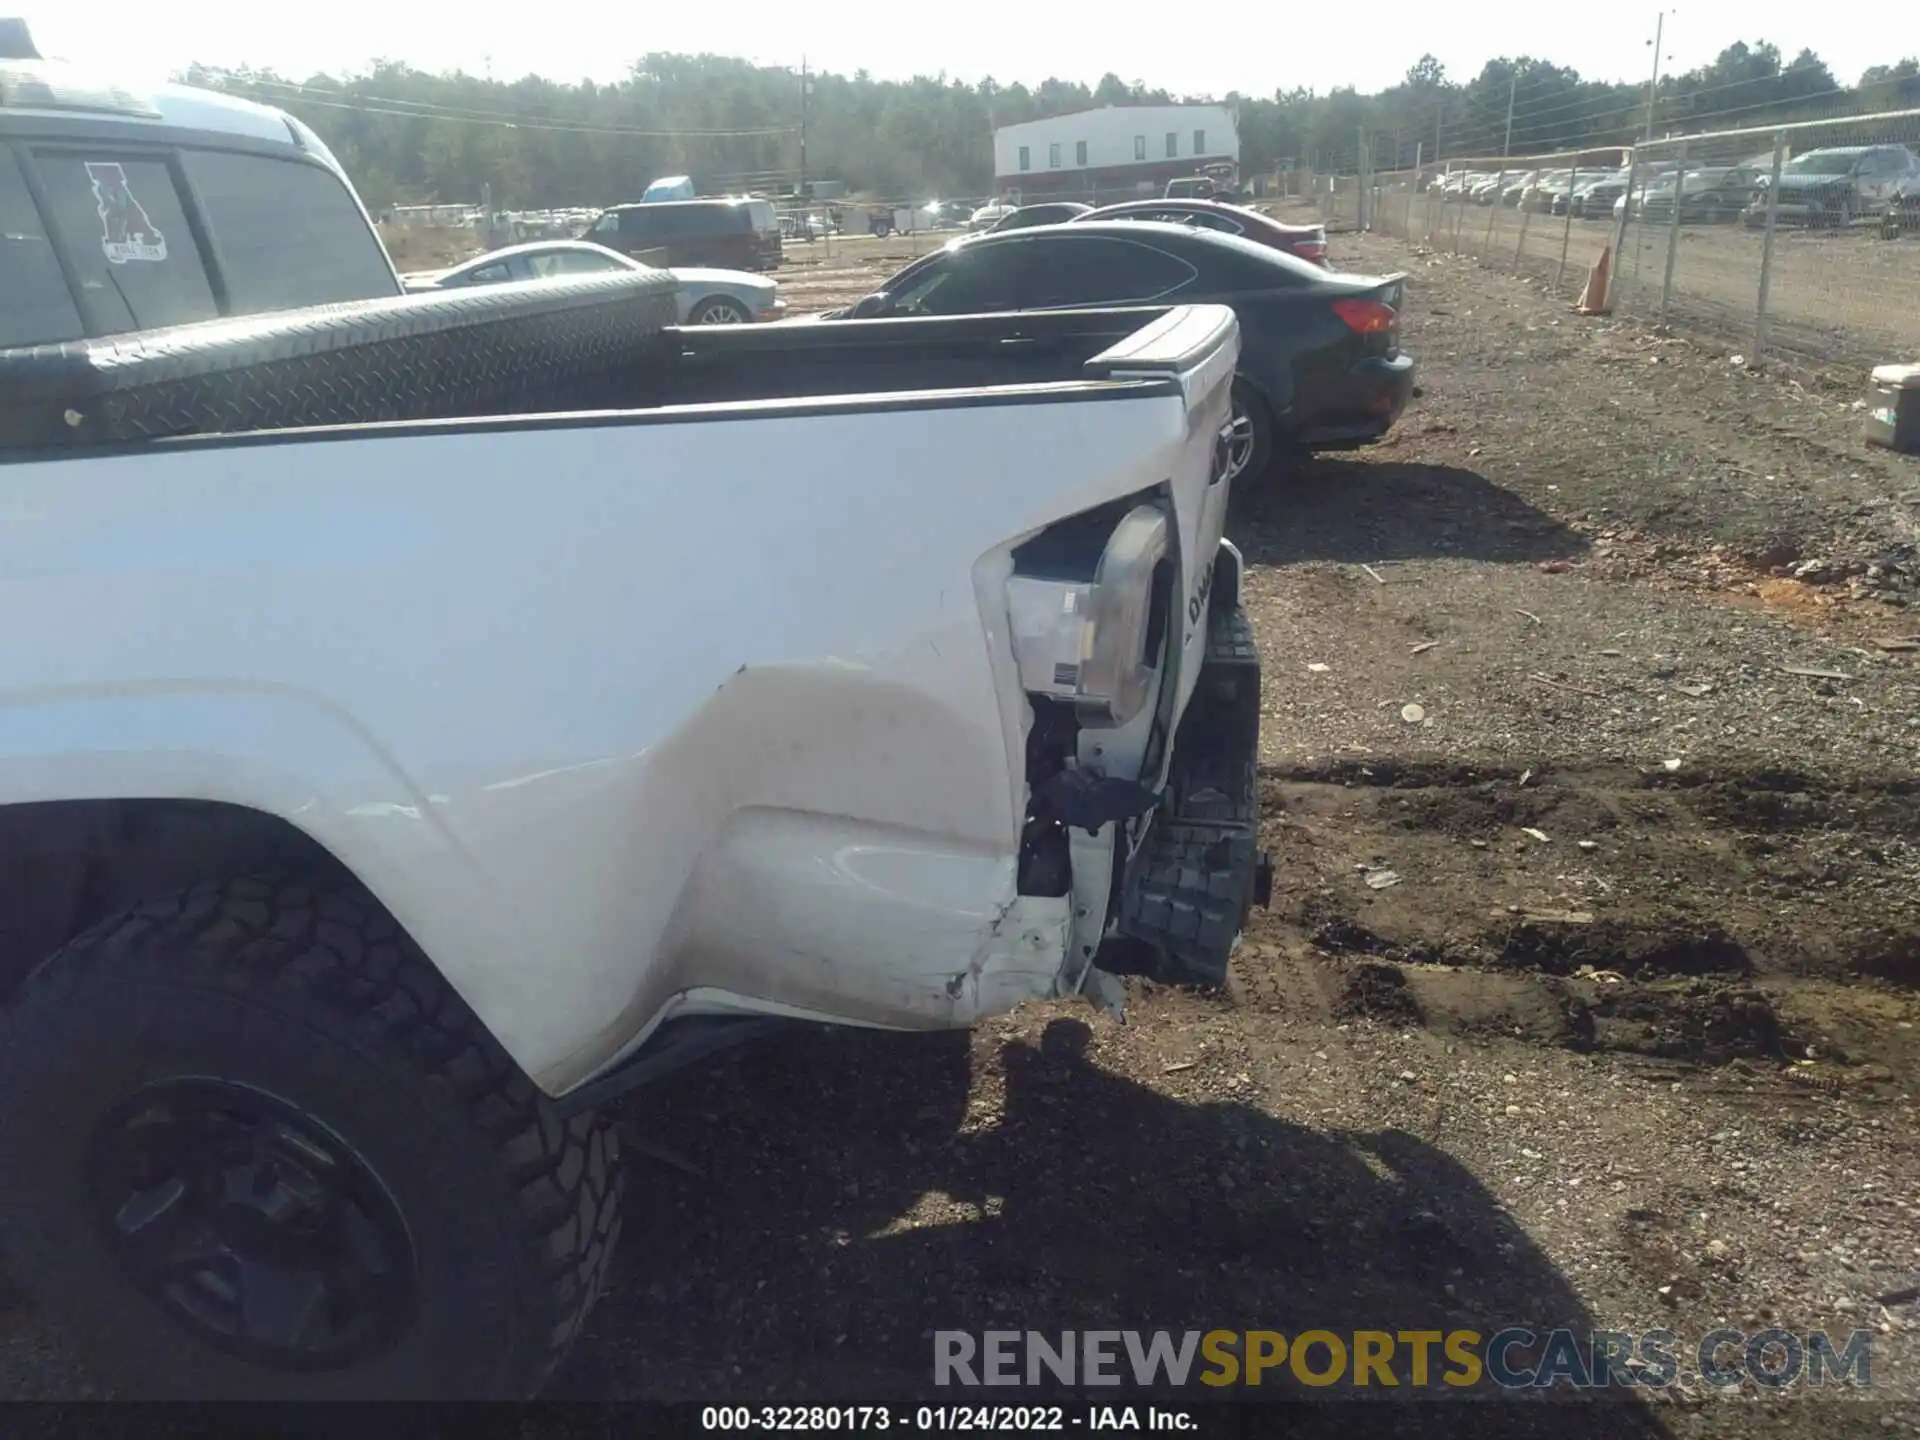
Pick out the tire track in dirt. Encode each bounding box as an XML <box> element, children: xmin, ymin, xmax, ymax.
<box><xmin>1230</xmin><ymin>758</ymin><xmax>1920</xmax><ymax>1084</ymax></box>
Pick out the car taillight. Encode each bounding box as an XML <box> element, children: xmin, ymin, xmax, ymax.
<box><xmin>1332</xmin><ymin>298</ymin><xmax>1397</xmax><ymax>334</ymax></box>
<box><xmin>1292</xmin><ymin>240</ymin><xmax>1329</xmax><ymax>264</ymax></box>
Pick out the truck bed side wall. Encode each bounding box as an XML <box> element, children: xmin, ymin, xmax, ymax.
<box><xmin>0</xmin><ymin>389</ymin><xmax>1193</xmax><ymax>1093</ymax></box>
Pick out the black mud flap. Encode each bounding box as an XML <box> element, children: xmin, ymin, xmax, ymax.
<box><xmin>1112</xmin><ymin>603</ymin><xmax>1271</xmax><ymax>986</ymax></box>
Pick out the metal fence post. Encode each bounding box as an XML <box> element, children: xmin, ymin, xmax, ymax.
<box><xmin>1411</xmin><ymin>142</ymin><xmax>1423</xmax><ymax>241</ymax></box>
<box><xmin>1658</xmin><ymin>139</ymin><xmax>1688</xmax><ymax>325</ymax></box>
<box><xmin>1484</xmin><ymin>168</ymin><xmax>1506</xmax><ymax>251</ymax></box>
<box><xmin>1357</xmin><ymin>128</ymin><xmax>1370</xmax><ymax>230</ymax></box>
<box><xmin>1556</xmin><ymin>163</ymin><xmax>1581</xmax><ymax>292</ymax></box>
<box><xmin>1512</xmin><ymin>192</ymin><xmax>1535</xmax><ymax>273</ymax></box>
<box><xmin>1754</xmin><ymin>130</ymin><xmax>1786</xmax><ymax>361</ymax></box>
<box><xmin>1452</xmin><ymin>183</ymin><xmax>1466</xmax><ymax>253</ymax></box>
<box><xmin>1606</xmin><ymin>156</ymin><xmax>1638</xmax><ymax>311</ymax></box>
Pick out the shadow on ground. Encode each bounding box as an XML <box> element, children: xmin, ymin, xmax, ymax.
<box><xmin>1232</xmin><ymin>460</ymin><xmax>1589</xmax><ymax>569</ymax></box>
<box><xmin>560</xmin><ymin>1018</ymin><xmax>1668</xmax><ymax>1438</ymax></box>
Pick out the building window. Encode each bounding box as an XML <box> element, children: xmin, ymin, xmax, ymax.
<box><xmin>1165</xmin><ymin>132</ymin><xmax>1177</xmax><ymax>158</ymax></box>
<box><xmin>1076</xmin><ymin>140</ymin><xmax>1088</xmax><ymax>167</ymax></box>
<box><xmin>1018</xmin><ymin>145</ymin><xmax>1030</xmax><ymax>172</ymax></box>
<box><xmin>1194</xmin><ymin>129</ymin><xmax>1206</xmax><ymax>154</ymax></box>
<box><xmin>1049</xmin><ymin>142</ymin><xmax>1061</xmax><ymax>169</ymax></box>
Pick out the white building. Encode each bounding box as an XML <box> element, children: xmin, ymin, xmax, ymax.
<box><xmin>991</xmin><ymin>104</ymin><xmax>1240</xmax><ymax>199</ymax></box>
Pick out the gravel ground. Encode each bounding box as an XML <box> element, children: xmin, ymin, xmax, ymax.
<box><xmin>5</xmin><ymin>229</ymin><xmax>1920</xmax><ymax>1436</ymax></box>
<box><xmin>1364</xmin><ymin>194</ymin><xmax>1920</xmax><ymax>370</ymax></box>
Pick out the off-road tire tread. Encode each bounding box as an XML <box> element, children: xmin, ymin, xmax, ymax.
<box><xmin>5</xmin><ymin>873</ymin><xmax>621</xmax><ymax>1397</ymax></box>
<box><xmin>1114</xmin><ymin>601</ymin><xmax>1264</xmax><ymax>986</ymax></box>
<box><xmin>1117</xmin><ymin>825</ymin><xmax>1258</xmax><ymax>986</ymax></box>
<box><xmin>1205</xmin><ymin>604</ymin><xmax>1258</xmax><ymax>670</ymax></box>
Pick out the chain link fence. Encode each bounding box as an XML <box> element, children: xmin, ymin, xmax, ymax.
<box><xmin>1317</xmin><ymin>107</ymin><xmax>1920</xmax><ymax>370</ymax></box>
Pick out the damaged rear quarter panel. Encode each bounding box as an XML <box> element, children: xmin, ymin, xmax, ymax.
<box><xmin>0</xmin><ymin>355</ymin><xmax>1204</xmax><ymax>1098</ymax></box>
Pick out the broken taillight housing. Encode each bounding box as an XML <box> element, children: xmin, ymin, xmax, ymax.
<box><xmin>1007</xmin><ymin>504</ymin><xmax>1171</xmax><ymax>729</ymax></box>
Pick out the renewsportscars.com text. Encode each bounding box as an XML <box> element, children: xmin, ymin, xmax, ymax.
<box><xmin>934</xmin><ymin>1328</ymin><xmax>1874</xmax><ymax>1391</ymax></box>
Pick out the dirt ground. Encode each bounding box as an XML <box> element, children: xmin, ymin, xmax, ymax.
<box><xmin>375</xmin><ymin>220</ymin><xmax>488</xmax><ymax>272</ymax></box>
<box><xmin>5</xmin><ymin>231</ymin><xmax>1920</xmax><ymax>1436</ymax></box>
<box><xmin>1366</xmin><ymin>191</ymin><xmax>1920</xmax><ymax>369</ymax></box>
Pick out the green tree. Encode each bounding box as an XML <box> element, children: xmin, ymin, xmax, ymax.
<box><xmin>182</xmin><ymin>36</ymin><xmax>1893</xmax><ymax>207</ymax></box>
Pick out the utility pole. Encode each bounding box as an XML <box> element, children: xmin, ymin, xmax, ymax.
<box><xmin>1643</xmin><ymin>12</ymin><xmax>1668</xmax><ymax>141</ymax></box>
<box><xmin>1503</xmin><ymin>71</ymin><xmax>1518</xmax><ymax>156</ymax></box>
<box><xmin>798</xmin><ymin>56</ymin><xmax>810</xmax><ymax>198</ymax></box>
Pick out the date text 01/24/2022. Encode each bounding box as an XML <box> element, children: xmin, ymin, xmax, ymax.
<box><xmin>701</xmin><ymin>1406</ymin><xmax>1199</xmax><ymax>1431</ymax></box>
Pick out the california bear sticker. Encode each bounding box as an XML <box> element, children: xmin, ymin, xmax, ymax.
<box><xmin>85</xmin><ymin>161</ymin><xmax>167</xmax><ymax>264</ymax></box>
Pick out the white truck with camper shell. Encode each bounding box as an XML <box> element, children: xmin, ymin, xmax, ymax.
<box><xmin>0</xmin><ymin>26</ymin><xmax>1270</xmax><ymax>1400</ymax></box>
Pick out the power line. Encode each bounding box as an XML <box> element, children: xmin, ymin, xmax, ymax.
<box><xmin>1444</xmin><ymin>80</ymin><xmax>1897</xmax><ymax>164</ymax></box>
<box><xmin>200</xmin><ymin>70</ymin><xmax>798</xmax><ymax>139</ymax></box>
<box><xmin>1455</xmin><ymin>64</ymin><xmax>1872</xmax><ymax>141</ymax></box>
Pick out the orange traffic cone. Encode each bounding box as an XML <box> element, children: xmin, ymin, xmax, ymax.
<box><xmin>1575</xmin><ymin>244</ymin><xmax>1613</xmax><ymax>315</ymax></box>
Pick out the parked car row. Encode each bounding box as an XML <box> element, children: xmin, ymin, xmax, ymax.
<box><xmin>1558</xmin><ymin>166</ymin><xmax>1651</xmax><ymax>218</ymax></box>
<box><xmin>1629</xmin><ymin>165</ymin><xmax>1766</xmax><ymax>223</ymax></box>
<box><xmin>1427</xmin><ymin>144</ymin><xmax>1919</xmax><ymax>232</ymax></box>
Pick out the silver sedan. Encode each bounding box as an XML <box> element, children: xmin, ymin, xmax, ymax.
<box><xmin>403</xmin><ymin>240</ymin><xmax>786</xmax><ymax>324</ymax></box>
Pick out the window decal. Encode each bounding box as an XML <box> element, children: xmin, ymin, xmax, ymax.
<box><xmin>85</xmin><ymin>161</ymin><xmax>167</xmax><ymax>264</ymax></box>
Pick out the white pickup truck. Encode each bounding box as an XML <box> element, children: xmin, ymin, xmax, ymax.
<box><xmin>0</xmin><ymin>42</ymin><xmax>1268</xmax><ymax>1401</ymax></box>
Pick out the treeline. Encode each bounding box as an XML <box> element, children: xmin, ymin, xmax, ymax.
<box><xmin>187</xmin><ymin>44</ymin><xmax>1920</xmax><ymax>210</ymax></box>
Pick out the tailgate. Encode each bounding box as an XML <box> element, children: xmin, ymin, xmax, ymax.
<box><xmin>1082</xmin><ymin>303</ymin><xmax>1267</xmax><ymax>992</ymax></box>
<box><xmin>1082</xmin><ymin>302</ymin><xmax>1240</xmax><ymax>772</ymax></box>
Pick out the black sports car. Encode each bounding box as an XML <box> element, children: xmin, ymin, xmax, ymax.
<box><xmin>824</xmin><ymin>221</ymin><xmax>1414</xmax><ymax>482</ymax></box>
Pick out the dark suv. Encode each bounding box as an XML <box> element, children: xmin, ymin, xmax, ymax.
<box><xmin>1743</xmin><ymin>145</ymin><xmax>1920</xmax><ymax>228</ymax></box>
<box><xmin>583</xmin><ymin>198</ymin><xmax>782</xmax><ymax>271</ymax></box>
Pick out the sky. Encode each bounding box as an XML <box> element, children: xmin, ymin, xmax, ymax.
<box><xmin>14</xmin><ymin>1</ymin><xmax>1900</xmax><ymax>97</ymax></box>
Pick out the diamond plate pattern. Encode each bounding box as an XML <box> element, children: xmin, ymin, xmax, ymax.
<box><xmin>0</xmin><ymin>270</ymin><xmax>679</xmax><ymax>450</ymax></box>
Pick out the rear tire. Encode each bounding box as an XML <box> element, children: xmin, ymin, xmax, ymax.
<box><xmin>0</xmin><ymin>876</ymin><xmax>623</xmax><ymax>1400</ymax></box>
<box><xmin>1224</xmin><ymin>378</ymin><xmax>1275</xmax><ymax>485</ymax></box>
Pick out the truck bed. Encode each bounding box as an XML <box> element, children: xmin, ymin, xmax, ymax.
<box><xmin>0</xmin><ymin>270</ymin><xmax>1197</xmax><ymax>452</ymax></box>
<box><xmin>0</xmin><ymin>274</ymin><xmax>1244</xmax><ymax>1095</ymax></box>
